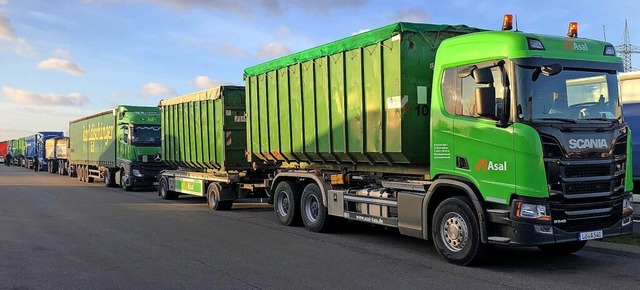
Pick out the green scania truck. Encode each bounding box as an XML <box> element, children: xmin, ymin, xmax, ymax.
<box><xmin>69</xmin><ymin>105</ymin><xmax>167</xmax><ymax>190</ymax></box>
<box><xmin>243</xmin><ymin>18</ymin><xmax>633</xmax><ymax>265</ymax></box>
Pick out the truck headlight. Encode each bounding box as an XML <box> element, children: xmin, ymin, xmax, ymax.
<box><xmin>132</xmin><ymin>169</ymin><xmax>143</xmax><ymax>177</ymax></box>
<box><xmin>623</xmin><ymin>195</ymin><xmax>633</xmax><ymax>216</ymax></box>
<box><xmin>515</xmin><ymin>201</ymin><xmax>551</xmax><ymax>221</ymax></box>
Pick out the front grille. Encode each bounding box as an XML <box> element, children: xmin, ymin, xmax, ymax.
<box><xmin>541</xmin><ymin>133</ymin><xmax>627</xmax><ymax>233</ymax></box>
<box><xmin>563</xmin><ymin>163</ymin><xmax>611</xmax><ymax>178</ymax></box>
<box><xmin>564</xmin><ymin>180</ymin><xmax>612</xmax><ymax>195</ymax></box>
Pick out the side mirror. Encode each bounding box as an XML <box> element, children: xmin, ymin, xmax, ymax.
<box><xmin>473</xmin><ymin>67</ymin><xmax>494</xmax><ymax>84</ymax></box>
<box><xmin>476</xmin><ymin>87</ymin><xmax>496</xmax><ymax>118</ymax></box>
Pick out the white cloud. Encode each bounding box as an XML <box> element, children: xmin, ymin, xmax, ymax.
<box><xmin>0</xmin><ymin>13</ymin><xmax>16</xmax><ymax>42</ymax></box>
<box><xmin>389</xmin><ymin>8</ymin><xmax>429</xmax><ymax>23</ymax></box>
<box><xmin>0</xmin><ymin>0</ymin><xmax>8</xmax><ymax>5</ymax></box>
<box><xmin>257</xmin><ymin>42</ymin><xmax>290</xmax><ymax>59</ymax></box>
<box><xmin>53</xmin><ymin>49</ymin><xmax>71</xmax><ymax>58</ymax></box>
<box><xmin>2</xmin><ymin>86</ymin><xmax>90</xmax><ymax>106</ymax></box>
<box><xmin>0</xmin><ymin>12</ymin><xmax>38</xmax><ymax>57</ymax></box>
<box><xmin>37</xmin><ymin>58</ymin><xmax>85</xmax><ymax>76</ymax></box>
<box><xmin>141</xmin><ymin>82</ymin><xmax>176</xmax><ymax>98</ymax></box>
<box><xmin>352</xmin><ymin>29</ymin><xmax>371</xmax><ymax>35</ymax></box>
<box><xmin>191</xmin><ymin>76</ymin><xmax>227</xmax><ymax>89</ymax></box>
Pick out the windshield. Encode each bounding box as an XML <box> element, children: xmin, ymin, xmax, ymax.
<box><xmin>132</xmin><ymin>125</ymin><xmax>161</xmax><ymax>147</ymax></box>
<box><xmin>516</xmin><ymin>65</ymin><xmax>621</xmax><ymax>122</ymax></box>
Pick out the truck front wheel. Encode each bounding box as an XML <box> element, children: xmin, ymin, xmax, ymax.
<box><xmin>538</xmin><ymin>241</ymin><xmax>587</xmax><ymax>255</ymax></box>
<box><xmin>432</xmin><ymin>196</ymin><xmax>489</xmax><ymax>266</ymax></box>
<box><xmin>104</xmin><ymin>170</ymin><xmax>115</xmax><ymax>187</ymax></box>
<box><xmin>274</xmin><ymin>181</ymin><xmax>302</xmax><ymax>226</ymax></box>
<box><xmin>120</xmin><ymin>169</ymin><xmax>132</xmax><ymax>191</ymax></box>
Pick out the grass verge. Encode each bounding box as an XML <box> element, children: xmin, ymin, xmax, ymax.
<box><xmin>601</xmin><ymin>233</ymin><xmax>640</xmax><ymax>247</ymax></box>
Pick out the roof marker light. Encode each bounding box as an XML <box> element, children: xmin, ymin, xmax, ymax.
<box><xmin>567</xmin><ymin>22</ymin><xmax>578</xmax><ymax>38</ymax></box>
<box><xmin>603</xmin><ymin>44</ymin><xmax>616</xmax><ymax>56</ymax></box>
<box><xmin>502</xmin><ymin>14</ymin><xmax>513</xmax><ymax>31</ymax></box>
<box><xmin>527</xmin><ymin>37</ymin><xmax>545</xmax><ymax>50</ymax></box>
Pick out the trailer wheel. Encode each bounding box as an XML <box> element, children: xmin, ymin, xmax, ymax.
<box><xmin>207</xmin><ymin>183</ymin><xmax>233</xmax><ymax>211</ymax></box>
<box><xmin>432</xmin><ymin>196</ymin><xmax>489</xmax><ymax>266</ymax></box>
<box><xmin>120</xmin><ymin>170</ymin><xmax>132</xmax><ymax>191</ymax></box>
<box><xmin>77</xmin><ymin>165</ymin><xmax>84</xmax><ymax>182</ymax></box>
<box><xmin>538</xmin><ymin>241</ymin><xmax>587</xmax><ymax>255</ymax></box>
<box><xmin>274</xmin><ymin>181</ymin><xmax>302</xmax><ymax>226</ymax></box>
<box><xmin>159</xmin><ymin>177</ymin><xmax>177</xmax><ymax>200</ymax></box>
<box><xmin>301</xmin><ymin>183</ymin><xmax>335</xmax><ymax>233</ymax></box>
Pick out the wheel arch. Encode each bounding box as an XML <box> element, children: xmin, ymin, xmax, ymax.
<box><xmin>424</xmin><ymin>176</ymin><xmax>488</xmax><ymax>243</ymax></box>
<box><xmin>272</xmin><ymin>172</ymin><xmax>332</xmax><ymax>205</ymax></box>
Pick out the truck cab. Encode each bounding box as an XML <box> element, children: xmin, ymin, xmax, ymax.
<box><xmin>112</xmin><ymin>105</ymin><xmax>165</xmax><ymax>190</ymax></box>
<box><xmin>429</xmin><ymin>20</ymin><xmax>633</xmax><ymax>255</ymax></box>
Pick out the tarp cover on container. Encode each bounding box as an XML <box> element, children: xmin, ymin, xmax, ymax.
<box><xmin>245</xmin><ymin>22</ymin><xmax>482</xmax><ymax>168</ymax></box>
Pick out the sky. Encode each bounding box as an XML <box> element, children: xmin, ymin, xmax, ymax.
<box><xmin>1</xmin><ymin>0</ymin><xmax>639</xmax><ymax>140</ymax></box>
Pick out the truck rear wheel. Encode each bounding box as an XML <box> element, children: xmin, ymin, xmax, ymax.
<box><xmin>432</xmin><ymin>196</ymin><xmax>489</xmax><ymax>266</ymax></box>
<box><xmin>538</xmin><ymin>241</ymin><xmax>587</xmax><ymax>255</ymax></box>
<box><xmin>301</xmin><ymin>183</ymin><xmax>334</xmax><ymax>233</ymax></box>
<box><xmin>159</xmin><ymin>177</ymin><xmax>178</xmax><ymax>200</ymax></box>
<box><xmin>274</xmin><ymin>181</ymin><xmax>302</xmax><ymax>226</ymax></box>
<box><xmin>207</xmin><ymin>183</ymin><xmax>233</xmax><ymax>211</ymax></box>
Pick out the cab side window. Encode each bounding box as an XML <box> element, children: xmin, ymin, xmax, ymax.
<box><xmin>441</xmin><ymin>62</ymin><xmax>505</xmax><ymax>119</ymax></box>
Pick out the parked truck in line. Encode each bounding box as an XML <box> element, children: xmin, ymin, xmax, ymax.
<box><xmin>157</xmin><ymin>86</ymin><xmax>270</xmax><ymax>209</ymax></box>
<box><xmin>23</xmin><ymin>132</ymin><xmax>64</xmax><ymax>171</ymax></box>
<box><xmin>618</xmin><ymin>71</ymin><xmax>640</xmax><ymax>216</ymax></box>
<box><xmin>45</xmin><ymin>136</ymin><xmax>70</xmax><ymax>175</ymax></box>
<box><xmin>0</xmin><ymin>140</ymin><xmax>8</xmax><ymax>163</ymax></box>
<box><xmin>240</xmin><ymin>17</ymin><xmax>633</xmax><ymax>265</ymax></box>
<box><xmin>68</xmin><ymin>105</ymin><xmax>167</xmax><ymax>190</ymax></box>
<box><xmin>12</xmin><ymin>138</ymin><xmax>25</xmax><ymax>166</ymax></box>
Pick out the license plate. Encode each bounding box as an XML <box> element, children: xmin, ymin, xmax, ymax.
<box><xmin>578</xmin><ymin>230</ymin><xmax>603</xmax><ymax>241</ymax></box>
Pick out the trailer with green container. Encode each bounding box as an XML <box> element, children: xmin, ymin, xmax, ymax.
<box><xmin>244</xmin><ymin>18</ymin><xmax>634</xmax><ymax>265</ymax></box>
<box><xmin>11</xmin><ymin>138</ymin><xmax>25</xmax><ymax>166</ymax></box>
<box><xmin>157</xmin><ymin>86</ymin><xmax>270</xmax><ymax>210</ymax></box>
<box><xmin>68</xmin><ymin>105</ymin><xmax>167</xmax><ymax>190</ymax></box>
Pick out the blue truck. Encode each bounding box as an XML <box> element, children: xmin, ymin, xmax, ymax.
<box><xmin>23</xmin><ymin>131</ymin><xmax>64</xmax><ymax>171</ymax></box>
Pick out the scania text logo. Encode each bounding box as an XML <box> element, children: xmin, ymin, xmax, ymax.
<box><xmin>567</xmin><ymin>138</ymin><xmax>608</xmax><ymax>149</ymax></box>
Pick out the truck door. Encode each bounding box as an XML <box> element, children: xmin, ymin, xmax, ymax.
<box><xmin>450</xmin><ymin>63</ymin><xmax>516</xmax><ymax>205</ymax></box>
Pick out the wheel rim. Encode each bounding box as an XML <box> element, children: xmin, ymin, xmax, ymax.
<box><xmin>160</xmin><ymin>180</ymin><xmax>167</xmax><ymax>197</ymax></box>
<box><xmin>440</xmin><ymin>212</ymin><xmax>469</xmax><ymax>252</ymax></box>
<box><xmin>121</xmin><ymin>175</ymin><xmax>126</xmax><ymax>188</ymax></box>
<box><xmin>304</xmin><ymin>194</ymin><xmax>319</xmax><ymax>223</ymax></box>
<box><xmin>277</xmin><ymin>190</ymin><xmax>290</xmax><ymax>217</ymax></box>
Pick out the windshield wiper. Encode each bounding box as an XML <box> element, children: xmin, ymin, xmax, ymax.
<box><xmin>582</xmin><ymin>117</ymin><xmax>617</xmax><ymax>123</ymax></box>
<box><xmin>536</xmin><ymin>117</ymin><xmax>577</xmax><ymax>123</ymax></box>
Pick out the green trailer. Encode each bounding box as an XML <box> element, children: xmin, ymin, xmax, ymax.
<box><xmin>244</xmin><ymin>19</ymin><xmax>633</xmax><ymax>265</ymax></box>
<box><xmin>11</xmin><ymin>138</ymin><xmax>25</xmax><ymax>166</ymax></box>
<box><xmin>68</xmin><ymin>105</ymin><xmax>168</xmax><ymax>190</ymax></box>
<box><xmin>157</xmin><ymin>86</ymin><xmax>270</xmax><ymax>210</ymax></box>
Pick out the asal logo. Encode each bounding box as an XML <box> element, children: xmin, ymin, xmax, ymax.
<box><xmin>567</xmin><ymin>138</ymin><xmax>608</xmax><ymax>149</ymax></box>
<box><xmin>475</xmin><ymin>159</ymin><xmax>507</xmax><ymax>171</ymax></box>
<box><xmin>563</xmin><ymin>41</ymin><xmax>589</xmax><ymax>51</ymax></box>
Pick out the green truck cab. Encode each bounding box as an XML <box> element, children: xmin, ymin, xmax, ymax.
<box><xmin>69</xmin><ymin>105</ymin><xmax>167</xmax><ymax>190</ymax></box>
<box><xmin>244</xmin><ymin>18</ymin><xmax>633</xmax><ymax>266</ymax></box>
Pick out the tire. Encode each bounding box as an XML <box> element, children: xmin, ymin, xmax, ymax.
<box><xmin>207</xmin><ymin>183</ymin><xmax>233</xmax><ymax>211</ymax></box>
<box><xmin>538</xmin><ymin>241</ymin><xmax>587</xmax><ymax>255</ymax></box>
<box><xmin>104</xmin><ymin>170</ymin><xmax>114</xmax><ymax>187</ymax></box>
<box><xmin>120</xmin><ymin>170</ymin><xmax>132</xmax><ymax>191</ymax></box>
<box><xmin>301</xmin><ymin>183</ymin><xmax>334</xmax><ymax>233</ymax></box>
<box><xmin>432</xmin><ymin>196</ymin><xmax>490</xmax><ymax>266</ymax></box>
<box><xmin>273</xmin><ymin>181</ymin><xmax>302</xmax><ymax>226</ymax></box>
<box><xmin>159</xmin><ymin>177</ymin><xmax>178</xmax><ymax>200</ymax></box>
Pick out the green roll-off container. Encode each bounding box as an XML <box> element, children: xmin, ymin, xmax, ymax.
<box><xmin>244</xmin><ymin>22</ymin><xmax>481</xmax><ymax>167</ymax></box>
<box><xmin>159</xmin><ymin>86</ymin><xmax>250</xmax><ymax>171</ymax></box>
<box><xmin>12</xmin><ymin>138</ymin><xmax>24</xmax><ymax>157</ymax></box>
